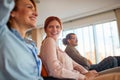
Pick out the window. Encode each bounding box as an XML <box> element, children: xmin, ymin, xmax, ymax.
<box><xmin>58</xmin><ymin>21</ymin><xmax>119</xmax><ymax>63</ymax></box>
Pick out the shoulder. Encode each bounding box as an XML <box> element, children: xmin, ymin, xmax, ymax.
<box><xmin>45</xmin><ymin>37</ymin><xmax>54</xmax><ymax>41</ymax></box>
<box><xmin>41</xmin><ymin>37</ymin><xmax>56</xmax><ymax>48</ymax></box>
<box><xmin>43</xmin><ymin>37</ymin><xmax>55</xmax><ymax>44</ymax></box>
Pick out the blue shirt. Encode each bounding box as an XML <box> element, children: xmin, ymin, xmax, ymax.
<box><xmin>0</xmin><ymin>0</ymin><xmax>43</xmax><ymax>80</ymax></box>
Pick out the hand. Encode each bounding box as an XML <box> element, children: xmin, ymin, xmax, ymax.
<box><xmin>84</xmin><ymin>70</ymin><xmax>99</xmax><ymax>80</ymax></box>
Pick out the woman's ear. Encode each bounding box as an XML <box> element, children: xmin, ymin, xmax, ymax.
<box><xmin>67</xmin><ymin>39</ymin><xmax>71</xmax><ymax>44</ymax></box>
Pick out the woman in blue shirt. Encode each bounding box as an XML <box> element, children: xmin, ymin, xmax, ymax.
<box><xmin>0</xmin><ymin>0</ymin><xmax>43</xmax><ymax>80</ymax></box>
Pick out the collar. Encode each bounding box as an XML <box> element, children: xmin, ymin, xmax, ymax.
<box><xmin>10</xmin><ymin>28</ymin><xmax>24</xmax><ymax>41</ymax></box>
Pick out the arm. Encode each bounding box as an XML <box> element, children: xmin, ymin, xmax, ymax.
<box><xmin>0</xmin><ymin>0</ymin><xmax>14</xmax><ymax>26</ymax></box>
<box><xmin>65</xmin><ymin>46</ymin><xmax>91</xmax><ymax>69</ymax></box>
<box><xmin>73</xmin><ymin>61</ymin><xmax>98</xmax><ymax>80</ymax></box>
<box><xmin>73</xmin><ymin>60</ymin><xmax>88</xmax><ymax>74</ymax></box>
<box><xmin>41</xmin><ymin>37</ymin><xmax>86</xmax><ymax>80</ymax></box>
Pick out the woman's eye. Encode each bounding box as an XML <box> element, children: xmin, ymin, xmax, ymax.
<box><xmin>48</xmin><ymin>26</ymin><xmax>53</xmax><ymax>28</ymax></box>
<box><xmin>27</xmin><ymin>5</ymin><xmax>33</xmax><ymax>9</ymax></box>
<box><xmin>48</xmin><ymin>25</ymin><xmax>61</xmax><ymax>29</ymax></box>
<box><xmin>56</xmin><ymin>26</ymin><xmax>60</xmax><ymax>28</ymax></box>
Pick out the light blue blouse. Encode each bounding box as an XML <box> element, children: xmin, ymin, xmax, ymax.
<box><xmin>0</xmin><ymin>0</ymin><xmax>43</xmax><ymax>80</ymax></box>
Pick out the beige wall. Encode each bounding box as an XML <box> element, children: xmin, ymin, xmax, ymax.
<box><xmin>31</xmin><ymin>28</ymin><xmax>45</xmax><ymax>50</ymax></box>
<box><xmin>114</xmin><ymin>8</ymin><xmax>120</xmax><ymax>46</ymax></box>
<box><xmin>31</xmin><ymin>8</ymin><xmax>120</xmax><ymax>51</ymax></box>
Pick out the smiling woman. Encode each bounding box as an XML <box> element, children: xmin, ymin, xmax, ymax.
<box><xmin>39</xmin><ymin>16</ymin><xmax>120</xmax><ymax>80</ymax></box>
<box><xmin>39</xmin><ymin>16</ymin><xmax>98</xmax><ymax>80</ymax></box>
<box><xmin>8</xmin><ymin>0</ymin><xmax>38</xmax><ymax>36</ymax></box>
<box><xmin>0</xmin><ymin>0</ymin><xmax>43</xmax><ymax>79</ymax></box>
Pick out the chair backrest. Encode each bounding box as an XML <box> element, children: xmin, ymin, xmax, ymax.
<box><xmin>41</xmin><ymin>63</ymin><xmax>75</xmax><ymax>80</ymax></box>
<box><xmin>41</xmin><ymin>64</ymin><xmax>48</xmax><ymax>77</ymax></box>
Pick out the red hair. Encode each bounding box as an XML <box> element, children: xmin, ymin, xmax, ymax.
<box><xmin>44</xmin><ymin>16</ymin><xmax>62</xmax><ymax>31</ymax></box>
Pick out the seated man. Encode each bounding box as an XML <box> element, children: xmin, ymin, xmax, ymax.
<box><xmin>62</xmin><ymin>33</ymin><xmax>120</xmax><ymax>72</ymax></box>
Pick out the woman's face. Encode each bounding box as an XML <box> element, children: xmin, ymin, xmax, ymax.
<box><xmin>11</xmin><ymin>0</ymin><xmax>38</xmax><ymax>30</ymax></box>
<box><xmin>45</xmin><ymin>20</ymin><xmax>62</xmax><ymax>40</ymax></box>
<box><xmin>68</xmin><ymin>34</ymin><xmax>78</xmax><ymax>46</ymax></box>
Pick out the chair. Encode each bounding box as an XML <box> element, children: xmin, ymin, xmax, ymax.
<box><xmin>41</xmin><ymin>64</ymin><xmax>75</xmax><ymax>80</ymax></box>
<box><xmin>41</xmin><ymin>64</ymin><xmax>48</xmax><ymax>77</ymax></box>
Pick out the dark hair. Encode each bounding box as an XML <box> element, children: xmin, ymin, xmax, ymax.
<box><xmin>13</xmin><ymin>0</ymin><xmax>36</xmax><ymax>11</ymax></box>
<box><xmin>44</xmin><ymin>16</ymin><xmax>62</xmax><ymax>31</ymax></box>
<box><xmin>7</xmin><ymin>0</ymin><xmax>36</xmax><ymax>28</ymax></box>
<box><xmin>62</xmin><ymin>33</ymin><xmax>75</xmax><ymax>45</ymax></box>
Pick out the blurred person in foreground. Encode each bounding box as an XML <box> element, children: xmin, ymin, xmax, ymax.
<box><xmin>0</xmin><ymin>0</ymin><xmax>43</xmax><ymax>79</ymax></box>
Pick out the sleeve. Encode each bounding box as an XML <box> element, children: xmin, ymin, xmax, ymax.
<box><xmin>0</xmin><ymin>0</ymin><xmax>14</xmax><ymax>27</ymax></box>
<box><xmin>73</xmin><ymin>60</ymin><xmax>88</xmax><ymax>74</ymax></box>
<box><xmin>41</xmin><ymin>37</ymin><xmax>86</xmax><ymax>80</ymax></box>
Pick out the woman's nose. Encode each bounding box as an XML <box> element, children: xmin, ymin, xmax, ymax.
<box><xmin>53</xmin><ymin>26</ymin><xmax>57</xmax><ymax>31</ymax></box>
<box><xmin>34</xmin><ymin>11</ymin><xmax>38</xmax><ymax>17</ymax></box>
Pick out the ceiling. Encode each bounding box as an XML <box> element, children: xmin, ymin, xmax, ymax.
<box><xmin>35</xmin><ymin>0</ymin><xmax>120</xmax><ymax>28</ymax></box>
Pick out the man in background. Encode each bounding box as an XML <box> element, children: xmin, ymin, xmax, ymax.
<box><xmin>62</xmin><ymin>33</ymin><xmax>119</xmax><ymax>72</ymax></box>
